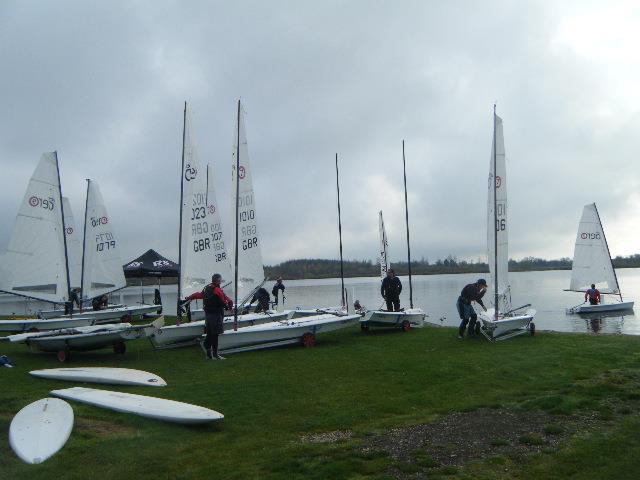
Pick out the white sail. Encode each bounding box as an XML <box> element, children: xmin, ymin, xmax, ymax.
<box><xmin>63</xmin><ymin>197</ymin><xmax>82</xmax><ymax>290</ymax></box>
<box><xmin>569</xmin><ymin>203</ymin><xmax>619</xmax><ymax>294</ymax></box>
<box><xmin>487</xmin><ymin>113</ymin><xmax>510</xmax><ymax>313</ymax></box>
<box><xmin>230</xmin><ymin>103</ymin><xmax>265</xmax><ymax>302</ymax></box>
<box><xmin>206</xmin><ymin>164</ymin><xmax>231</xmax><ymax>281</ymax></box>
<box><xmin>178</xmin><ymin>105</ymin><xmax>229</xmax><ymax>298</ymax></box>
<box><xmin>0</xmin><ymin>152</ymin><xmax>69</xmax><ymax>303</ymax></box>
<box><xmin>81</xmin><ymin>180</ymin><xmax>126</xmax><ymax>301</ymax></box>
<box><xmin>378</xmin><ymin>210</ymin><xmax>390</xmax><ymax>279</ymax></box>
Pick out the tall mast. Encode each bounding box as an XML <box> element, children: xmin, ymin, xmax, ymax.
<box><xmin>54</xmin><ymin>151</ymin><xmax>72</xmax><ymax>309</ymax></box>
<box><xmin>80</xmin><ymin>179</ymin><xmax>90</xmax><ymax>304</ymax></box>
<box><xmin>402</xmin><ymin>140</ymin><xmax>414</xmax><ymax>309</ymax></box>
<box><xmin>335</xmin><ymin>154</ymin><xmax>345</xmax><ymax>307</ymax></box>
<box><xmin>593</xmin><ymin>203</ymin><xmax>623</xmax><ymax>301</ymax></box>
<box><xmin>233</xmin><ymin>99</ymin><xmax>241</xmax><ymax>330</ymax></box>
<box><xmin>493</xmin><ymin>105</ymin><xmax>498</xmax><ymax>320</ymax></box>
<box><xmin>177</xmin><ymin>102</ymin><xmax>187</xmax><ymax>320</ymax></box>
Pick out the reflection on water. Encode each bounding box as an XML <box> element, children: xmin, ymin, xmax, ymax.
<box><xmin>2</xmin><ymin>268</ymin><xmax>640</xmax><ymax>335</ymax></box>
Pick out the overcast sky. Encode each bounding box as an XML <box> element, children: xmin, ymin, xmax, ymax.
<box><xmin>1</xmin><ymin>0</ymin><xmax>639</xmax><ymax>266</ymax></box>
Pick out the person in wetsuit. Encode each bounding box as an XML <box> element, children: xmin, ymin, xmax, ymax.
<box><xmin>456</xmin><ymin>278</ymin><xmax>487</xmax><ymax>338</ymax></box>
<box><xmin>381</xmin><ymin>269</ymin><xmax>402</xmax><ymax>311</ymax></box>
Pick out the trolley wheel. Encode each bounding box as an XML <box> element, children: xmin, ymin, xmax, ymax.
<box><xmin>302</xmin><ymin>333</ymin><xmax>316</xmax><ymax>348</ymax></box>
<box><xmin>120</xmin><ymin>314</ymin><xmax>132</xmax><ymax>323</ymax></box>
<box><xmin>360</xmin><ymin>322</ymin><xmax>370</xmax><ymax>332</ymax></box>
<box><xmin>113</xmin><ymin>342</ymin><xmax>126</xmax><ymax>354</ymax></box>
<box><xmin>401</xmin><ymin>320</ymin><xmax>411</xmax><ymax>332</ymax></box>
<box><xmin>57</xmin><ymin>350</ymin><xmax>69</xmax><ymax>363</ymax></box>
<box><xmin>529</xmin><ymin>322</ymin><xmax>536</xmax><ymax>336</ymax></box>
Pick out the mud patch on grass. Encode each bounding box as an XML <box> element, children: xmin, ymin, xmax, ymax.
<box><xmin>301</xmin><ymin>430</ymin><xmax>352</xmax><ymax>444</ymax></box>
<box><xmin>75</xmin><ymin>417</ymin><xmax>136</xmax><ymax>437</ymax></box>
<box><xmin>362</xmin><ymin>408</ymin><xmax>593</xmax><ymax>478</ymax></box>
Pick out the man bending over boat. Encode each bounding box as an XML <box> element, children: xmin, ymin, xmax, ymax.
<box><xmin>184</xmin><ymin>274</ymin><xmax>233</xmax><ymax>360</ymax></box>
<box><xmin>456</xmin><ymin>279</ymin><xmax>487</xmax><ymax>339</ymax></box>
<box><xmin>250</xmin><ymin>287</ymin><xmax>271</xmax><ymax>313</ymax></box>
<box><xmin>381</xmin><ymin>269</ymin><xmax>402</xmax><ymax>311</ymax></box>
<box><xmin>585</xmin><ymin>284</ymin><xmax>601</xmax><ymax>305</ymax></box>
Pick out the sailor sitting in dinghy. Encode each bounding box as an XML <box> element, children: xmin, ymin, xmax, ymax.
<box><xmin>585</xmin><ymin>284</ymin><xmax>601</xmax><ymax>306</ymax></box>
<box><xmin>456</xmin><ymin>279</ymin><xmax>487</xmax><ymax>339</ymax></box>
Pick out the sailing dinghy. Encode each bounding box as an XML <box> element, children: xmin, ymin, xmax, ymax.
<box><xmin>41</xmin><ymin>180</ymin><xmax>157</xmax><ymax>323</ymax></box>
<box><xmin>565</xmin><ymin>203</ymin><xmax>634</xmax><ymax>314</ymax></box>
<box><xmin>0</xmin><ymin>153</ymin><xmax>100</xmax><ymax>331</ymax></box>
<box><xmin>478</xmin><ymin>108</ymin><xmax>536</xmax><ymax>341</ymax></box>
<box><xmin>360</xmin><ymin>144</ymin><xmax>426</xmax><ymax>331</ymax></box>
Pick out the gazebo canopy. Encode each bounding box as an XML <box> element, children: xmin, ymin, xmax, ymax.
<box><xmin>123</xmin><ymin>249</ymin><xmax>179</xmax><ymax>278</ymax></box>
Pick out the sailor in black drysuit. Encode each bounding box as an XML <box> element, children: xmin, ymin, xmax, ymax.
<box><xmin>381</xmin><ymin>269</ymin><xmax>402</xmax><ymax>311</ymax></box>
<box><xmin>251</xmin><ymin>287</ymin><xmax>271</xmax><ymax>313</ymax></box>
<box><xmin>272</xmin><ymin>277</ymin><xmax>285</xmax><ymax>306</ymax></box>
<box><xmin>456</xmin><ymin>278</ymin><xmax>488</xmax><ymax>338</ymax></box>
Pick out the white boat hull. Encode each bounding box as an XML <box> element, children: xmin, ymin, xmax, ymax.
<box><xmin>360</xmin><ymin>308</ymin><xmax>425</xmax><ymax>329</ymax></box>
<box><xmin>0</xmin><ymin>316</ymin><xmax>95</xmax><ymax>333</ymax></box>
<box><xmin>38</xmin><ymin>304</ymin><xmax>124</xmax><ymax>319</ymax></box>
<box><xmin>567</xmin><ymin>301</ymin><xmax>634</xmax><ymax>314</ymax></box>
<box><xmin>26</xmin><ymin>323</ymin><xmax>147</xmax><ymax>356</ymax></box>
<box><xmin>218</xmin><ymin>314</ymin><xmax>361</xmax><ymax>352</ymax></box>
<box><xmin>479</xmin><ymin>308</ymin><xmax>536</xmax><ymax>341</ymax></box>
<box><xmin>39</xmin><ymin>304</ymin><xmax>160</xmax><ymax>323</ymax></box>
<box><xmin>148</xmin><ymin>311</ymin><xmax>289</xmax><ymax>348</ymax></box>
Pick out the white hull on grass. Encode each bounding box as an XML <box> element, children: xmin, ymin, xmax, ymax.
<box><xmin>479</xmin><ymin>308</ymin><xmax>536</xmax><ymax>341</ymax></box>
<box><xmin>148</xmin><ymin>311</ymin><xmax>289</xmax><ymax>348</ymax></box>
<box><xmin>360</xmin><ymin>308</ymin><xmax>426</xmax><ymax>331</ymax></box>
<box><xmin>40</xmin><ymin>304</ymin><xmax>160</xmax><ymax>323</ymax></box>
<box><xmin>38</xmin><ymin>303</ymin><xmax>124</xmax><ymax>319</ymax></box>
<box><xmin>9</xmin><ymin>397</ymin><xmax>73</xmax><ymax>464</ymax></box>
<box><xmin>51</xmin><ymin>387</ymin><xmax>223</xmax><ymax>424</ymax></box>
<box><xmin>216</xmin><ymin>313</ymin><xmax>361</xmax><ymax>354</ymax></box>
<box><xmin>0</xmin><ymin>316</ymin><xmax>95</xmax><ymax>333</ymax></box>
<box><xmin>23</xmin><ymin>318</ymin><xmax>164</xmax><ymax>361</ymax></box>
<box><xmin>30</xmin><ymin>367</ymin><xmax>167</xmax><ymax>387</ymax></box>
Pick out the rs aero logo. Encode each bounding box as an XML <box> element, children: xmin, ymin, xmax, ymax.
<box><xmin>239</xmin><ymin>166</ymin><xmax>246</xmax><ymax>179</ymax></box>
<box><xmin>495</xmin><ymin>176</ymin><xmax>502</xmax><ymax>188</ymax></box>
<box><xmin>28</xmin><ymin>196</ymin><xmax>55</xmax><ymax>210</ymax></box>
<box><xmin>184</xmin><ymin>163</ymin><xmax>197</xmax><ymax>182</ymax></box>
<box><xmin>581</xmin><ymin>232</ymin><xmax>601</xmax><ymax>240</ymax></box>
<box><xmin>91</xmin><ymin>216</ymin><xmax>108</xmax><ymax>227</ymax></box>
<box><xmin>65</xmin><ymin>227</ymin><xmax>73</xmax><ymax>235</ymax></box>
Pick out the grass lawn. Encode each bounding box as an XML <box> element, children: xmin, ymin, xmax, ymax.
<box><xmin>1</xmin><ymin>322</ymin><xmax>640</xmax><ymax>479</ymax></box>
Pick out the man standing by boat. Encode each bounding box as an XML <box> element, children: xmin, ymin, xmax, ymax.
<box><xmin>456</xmin><ymin>279</ymin><xmax>487</xmax><ymax>338</ymax></box>
<box><xmin>381</xmin><ymin>269</ymin><xmax>402</xmax><ymax>311</ymax></box>
<box><xmin>585</xmin><ymin>284</ymin><xmax>601</xmax><ymax>305</ymax></box>
<box><xmin>272</xmin><ymin>277</ymin><xmax>285</xmax><ymax>307</ymax></box>
<box><xmin>184</xmin><ymin>273</ymin><xmax>233</xmax><ymax>360</ymax></box>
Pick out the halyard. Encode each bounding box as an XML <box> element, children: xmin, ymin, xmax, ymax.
<box><xmin>1</xmin><ymin>322</ymin><xmax>640</xmax><ymax>479</ymax></box>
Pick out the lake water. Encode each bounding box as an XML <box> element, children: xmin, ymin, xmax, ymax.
<box><xmin>2</xmin><ymin>269</ymin><xmax>639</xmax><ymax>335</ymax></box>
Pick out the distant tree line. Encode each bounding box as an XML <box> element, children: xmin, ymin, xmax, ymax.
<box><xmin>265</xmin><ymin>254</ymin><xmax>640</xmax><ymax>280</ymax></box>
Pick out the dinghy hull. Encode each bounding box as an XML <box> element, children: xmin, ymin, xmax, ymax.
<box><xmin>360</xmin><ymin>308</ymin><xmax>425</xmax><ymax>330</ymax></box>
<box><xmin>568</xmin><ymin>301</ymin><xmax>634</xmax><ymax>314</ymax></box>
<box><xmin>479</xmin><ymin>308</ymin><xmax>536</xmax><ymax>341</ymax></box>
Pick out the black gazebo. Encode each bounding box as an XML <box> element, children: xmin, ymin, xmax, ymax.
<box><xmin>123</xmin><ymin>249</ymin><xmax>179</xmax><ymax>303</ymax></box>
